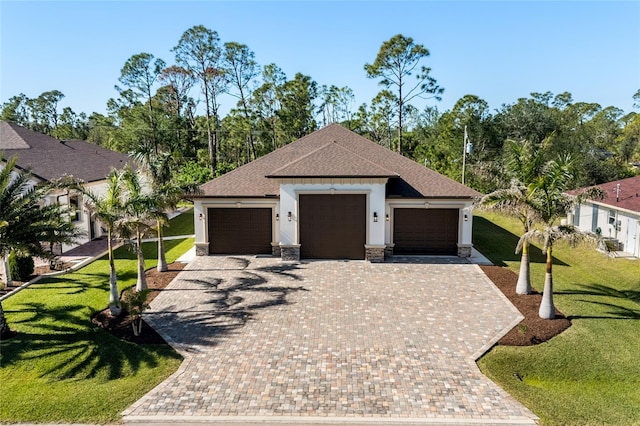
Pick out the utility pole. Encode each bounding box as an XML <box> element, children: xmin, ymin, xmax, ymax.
<box><xmin>461</xmin><ymin>126</ymin><xmax>472</xmax><ymax>185</ymax></box>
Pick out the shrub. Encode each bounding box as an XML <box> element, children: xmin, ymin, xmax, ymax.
<box><xmin>8</xmin><ymin>251</ymin><xmax>35</xmax><ymax>281</ymax></box>
<box><xmin>121</xmin><ymin>289</ymin><xmax>151</xmax><ymax>336</ymax></box>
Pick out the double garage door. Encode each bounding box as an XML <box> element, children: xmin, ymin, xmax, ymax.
<box><xmin>207</xmin><ymin>203</ymin><xmax>459</xmax><ymax>258</ymax></box>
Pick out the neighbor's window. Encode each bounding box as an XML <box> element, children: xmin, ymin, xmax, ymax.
<box><xmin>69</xmin><ymin>194</ymin><xmax>80</xmax><ymax>222</ymax></box>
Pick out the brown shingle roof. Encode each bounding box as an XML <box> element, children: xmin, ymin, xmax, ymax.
<box><xmin>568</xmin><ymin>176</ymin><xmax>640</xmax><ymax>214</ymax></box>
<box><xmin>267</xmin><ymin>141</ymin><xmax>397</xmax><ymax>178</ymax></box>
<box><xmin>198</xmin><ymin>124</ymin><xmax>479</xmax><ymax>199</ymax></box>
<box><xmin>1</xmin><ymin>121</ymin><xmax>133</xmax><ymax>183</ymax></box>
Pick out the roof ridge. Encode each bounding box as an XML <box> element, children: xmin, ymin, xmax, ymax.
<box><xmin>266</xmin><ymin>140</ymin><xmax>398</xmax><ymax>178</ymax></box>
<box><xmin>267</xmin><ymin>141</ymin><xmax>334</xmax><ymax>176</ymax></box>
<box><xmin>331</xmin><ymin>138</ymin><xmax>400</xmax><ymax>177</ymax></box>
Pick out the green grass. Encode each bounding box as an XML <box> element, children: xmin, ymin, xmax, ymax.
<box><xmin>475</xmin><ymin>212</ymin><xmax>640</xmax><ymax>426</ymax></box>
<box><xmin>162</xmin><ymin>207</ymin><xmax>194</xmax><ymax>237</ymax></box>
<box><xmin>0</xmin><ymin>237</ymin><xmax>193</xmax><ymax>423</ymax></box>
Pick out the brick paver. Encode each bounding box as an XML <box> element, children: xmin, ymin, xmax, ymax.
<box><xmin>123</xmin><ymin>256</ymin><xmax>537</xmax><ymax>424</ymax></box>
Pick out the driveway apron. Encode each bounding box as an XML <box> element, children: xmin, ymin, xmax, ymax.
<box><xmin>123</xmin><ymin>256</ymin><xmax>537</xmax><ymax>424</ymax></box>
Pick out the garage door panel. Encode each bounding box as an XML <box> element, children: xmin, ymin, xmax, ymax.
<box><xmin>208</xmin><ymin>208</ymin><xmax>272</xmax><ymax>254</ymax></box>
<box><xmin>299</xmin><ymin>194</ymin><xmax>366</xmax><ymax>259</ymax></box>
<box><xmin>394</xmin><ymin>208</ymin><xmax>458</xmax><ymax>255</ymax></box>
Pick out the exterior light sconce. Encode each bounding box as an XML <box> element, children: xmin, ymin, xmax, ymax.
<box><xmin>199</xmin><ymin>213</ymin><xmax>204</xmax><ymax>220</ymax></box>
<box><xmin>385</xmin><ymin>214</ymin><xmax>390</xmax><ymax>222</ymax></box>
<box><xmin>275</xmin><ymin>213</ymin><xmax>280</xmax><ymax>221</ymax></box>
<box><xmin>287</xmin><ymin>211</ymin><xmax>292</xmax><ymax>222</ymax></box>
<box><xmin>373</xmin><ymin>212</ymin><xmax>379</xmax><ymax>222</ymax></box>
<box><xmin>464</xmin><ymin>213</ymin><xmax>469</xmax><ymax>222</ymax></box>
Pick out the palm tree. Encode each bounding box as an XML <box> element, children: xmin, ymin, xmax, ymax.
<box><xmin>80</xmin><ymin>169</ymin><xmax>127</xmax><ymax>315</ymax></box>
<box><xmin>131</xmin><ymin>143</ymin><xmax>198</xmax><ymax>272</ymax></box>
<box><xmin>1</xmin><ymin>155</ymin><xmax>81</xmax><ymax>337</ymax></box>
<box><xmin>520</xmin><ymin>155</ymin><xmax>603</xmax><ymax>319</ymax></box>
<box><xmin>478</xmin><ymin>139</ymin><xmax>545</xmax><ymax>294</ymax></box>
<box><xmin>118</xmin><ymin>167</ymin><xmax>159</xmax><ymax>292</ymax></box>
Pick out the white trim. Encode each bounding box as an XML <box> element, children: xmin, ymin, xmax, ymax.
<box><xmin>275</xmin><ymin>177</ymin><xmax>389</xmax><ymax>185</ymax></box>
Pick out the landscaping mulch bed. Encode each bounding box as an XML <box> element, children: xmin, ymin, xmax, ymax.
<box><xmin>91</xmin><ymin>262</ymin><xmax>186</xmax><ymax>345</ymax></box>
<box><xmin>480</xmin><ymin>265</ymin><xmax>571</xmax><ymax>346</ymax></box>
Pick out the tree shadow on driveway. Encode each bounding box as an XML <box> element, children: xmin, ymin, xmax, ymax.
<box><xmin>144</xmin><ymin>258</ymin><xmax>308</xmax><ymax>349</ymax></box>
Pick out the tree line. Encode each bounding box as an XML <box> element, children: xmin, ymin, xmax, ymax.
<box><xmin>2</xmin><ymin>27</ymin><xmax>639</xmax><ymax>192</ymax></box>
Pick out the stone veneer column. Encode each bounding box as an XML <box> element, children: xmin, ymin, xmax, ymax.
<box><xmin>457</xmin><ymin>243</ymin><xmax>472</xmax><ymax>258</ymax></box>
<box><xmin>271</xmin><ymin>242</ymin><xmax>282</xmax><ymax>257</ymax></box>
<box><xmin>280</xmin><ymin>244</ymin><xmax>300</xmax><ymax>261</ymax></box>
<box><xmin>384</xmin><ymin>243</ymin><xmax>395</xmax><ymax>259</ymax></box>
<box><xmin>195</xmin><ymin>242</ymin><xmax>209</xmax><ymax>256</ymax></box>
<box><xmin>365</xmin><ymin>245</ymin><xmax>386</xmax><ymax>263</ymax></box>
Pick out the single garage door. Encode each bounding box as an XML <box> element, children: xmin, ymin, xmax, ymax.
<box><xmin>299</xmin><ymin>194</ymin><xmax>366</xmax><ymax>259</ymax></box>
<box><xmin>393</xmin><ymin>208</ymin><xmax>459</xmax><ymax>255</ymax></box>
<box><xmin>208</xmin><ymin>208</ymin><xmax>272</xmax><ymax>254</ymax></box>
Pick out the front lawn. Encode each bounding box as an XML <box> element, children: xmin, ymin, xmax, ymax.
<box><xmin>0</xmin><ymin>237</ymin><xmax>193</xmax><ymax>423</ymax></box>
<box><xmin>162</xmin><ymin>207</ymin><xmax>194</xmax><ymax>237</ymax></box>
<box><xmin>475</xmin><ymin>212</ymin><xmax>640</xmax><ymax>426</ymax></box>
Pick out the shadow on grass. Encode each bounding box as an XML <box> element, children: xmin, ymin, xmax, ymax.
<box><xmin>473</xmin><ymin>216</ymin><xmax>568</xmax><ymax>267</ymax></box>
<box><xmin>1</xmin><ymin>302</ymin><xmax>180</xmax><ymax>379</ymax></box>
<box><xmin>145</xmin><ymin>258</ymin><xmax>307</xmax><ymax>348</ymax></box>
<box><xmin>556</xmin><ymin>283</ymin><xmax>640</xmax><ymax>320</ymax></box>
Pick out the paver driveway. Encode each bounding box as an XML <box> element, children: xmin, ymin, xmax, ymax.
<box><xmin>124</xmin><ymin>256</ymin><xmax>537</xmax><ymax>425</ymax></box>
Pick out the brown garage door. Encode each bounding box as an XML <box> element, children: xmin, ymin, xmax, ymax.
<box><xmin>393</xmin><ymin>208</ymin><xmax>459</xmax><ymax>255</ymax></box>
<box><xmin>299</xmin><ymin>194</ymin><xmax>366</xmax><ymax>259</ymax></box>
<box><xmin>208</xmin><ymin>208</ymin><xmax>272</xmax><ymax>254</ymax></box>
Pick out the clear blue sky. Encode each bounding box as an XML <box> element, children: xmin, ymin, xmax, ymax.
<box><xmin>1</xmin><ymin>1</ymin><xmax>639</xmax><ymax>119</ymax></box>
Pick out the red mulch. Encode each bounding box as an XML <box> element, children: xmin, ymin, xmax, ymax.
<box><xmin>480</xmin><ymin>265</ymin><xmax>571</xmax><ymax>346</ymax></box>
<box><xmin>91</xmin><ymin>262</ymin><xmax>186</xmax><ymax>345</ymax></box>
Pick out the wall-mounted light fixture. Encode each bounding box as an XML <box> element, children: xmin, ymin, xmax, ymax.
<box><xmin>275</xmin><ymin>213</ymin><xmax>280</xmax><ymax>221</ymax></box>
<box><xmin>464</xmin><ymin>213</ymin><xmax>469</xmax><ymax>222</ymax></box>
<box><xmin>373</xmin><ymin>212</ymin><xmax>378</xmax><ymax>222</ymax></box>
<box><xmin>287</xmin><ymin>211</ymin><xmax>292</xmax><ymax>222</ymax></box>
<box><xmin>385</xmin><ymin>213</ymin><xmax>390</xmax><ymax>222</ymax></box>
<box><xmin>199</xmin><ymin>213</ymin><xmax>204</xmax><ymax>220</ymax></box>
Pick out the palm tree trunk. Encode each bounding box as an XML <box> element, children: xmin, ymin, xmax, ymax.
<box><xmin>0</xmin><ymin>301</ymin><xmax>11</xmax><ymax>338</ymax></box>
<box><xmin>107</xmin><ymin>230</ymin><xmax>121</xmax><ymax>316</ymax></box>
<box><xmin>156</xmin><ymin>220</ymin><xmax>168</xmax><ymax>272</ymax></box>
<box><xmin>136</xmin><ymin>231</ymin><xmax>147</xmax><ymax>292</ymax></box>
<box><xmin>539</xmin><ymin>246</ymin><xmax>556</xmax><ymax>319</ymax></box>
<box><xmin>3</xmin><ymin>255</ymin><xmax>13</xmax><ymax>287</ymax></box>
<box><xmin>516</xmin><ymin>241</ymin><xmax>532</xmax><ymax>295</ymax></box>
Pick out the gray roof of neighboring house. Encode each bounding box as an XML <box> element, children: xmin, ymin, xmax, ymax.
<box><xmin>1</xmin><ymin>121</ymin><xmax>133</xmax><ymax>183</ymax></box>
<box><xmin>568</xmin><ymin>175</ymin><xmax>640</xmax><ymax>214</ymax></box>
<box><xmin>198</xmin><ymin>123</ymin><xmax>480</xmax><ymax>199</ymax></box>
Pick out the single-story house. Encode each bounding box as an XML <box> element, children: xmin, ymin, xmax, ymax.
<box><xmin>0</xmin><ymin>121</ymin><xmax>134</xmax><ymax>254</ymax></box>
<box><xmin>567</xmin><ymin>175</ymin><xmax>640</xmax><ymax>257</ymax></box>
<box><xmin>192</xmin><ymin>124</ymin><xmax>479</xmax><ymax>262</ymax></box>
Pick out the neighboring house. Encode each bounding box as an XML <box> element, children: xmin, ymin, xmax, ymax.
<box><xmin>0</xmin><ymin>121</ymin><xmax>134</xmax><ymax>254</ymax></box>
<box><xmin>191</xmin><ymin>124</ymin><xmax>479</xmax><ymax>262</ymax></box>
<box><xmin>567</xmin><ymin>175</ymin><xmax>640</xmax><ymax>257</ymax></box>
